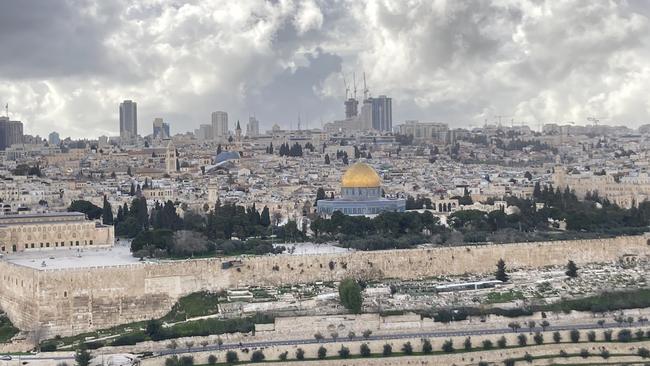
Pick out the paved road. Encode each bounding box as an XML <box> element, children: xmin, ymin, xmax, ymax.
<box><xmin>6</xmin><ymin>320</ymin><xmax>639</xmax><ymax>362</ymax></box>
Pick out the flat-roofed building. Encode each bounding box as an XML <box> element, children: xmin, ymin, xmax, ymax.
<box><xmin>0</xmin><ymin>212</ymin><xmax>114</xmax><ymax>254</ymax></box>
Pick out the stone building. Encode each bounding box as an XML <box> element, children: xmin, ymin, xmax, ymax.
<box><xmin>317</xmin><ymin>162</ymin><xmax>405</xmax><ymax>216</ymax></box>
<box><xmin>0</xmin><ymin>212</ymin><xmax>114</xmax><ymax>254</ymax></box>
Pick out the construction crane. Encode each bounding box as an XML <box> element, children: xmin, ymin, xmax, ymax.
<box><xmin>587</xmin><ymin>116</ymin><xmax>604</xmax><ymax>126</ymax></box>
<box><xmin>352</xmin><ymin>72</ymin><xmax>357</xmax><ymax>100</ymax></box>
<box><xmin>342</xmin><ymin>74</ymin><xmax>350</xmax><ymax>100</ymax></box>
<box><xmin>362</xmin><ymin>72</ymin><xmax>369</xmax><ymax>101</ymax></box>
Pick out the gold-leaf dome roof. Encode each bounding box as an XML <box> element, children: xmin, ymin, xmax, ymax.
<box><xmin>341</xmin><ymin>162</ymin><xmax>381</xmax><ymax>188</ymax></box>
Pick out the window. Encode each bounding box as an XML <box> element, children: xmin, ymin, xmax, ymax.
<box><xmin>89</xmin><ymin>240</ymin><xmax>93</xmax><ymax>245</ymax></box>
<box><xmin>75</xmin><ymin>241</ymin><xmax>79</xmax><ymax>246</ymax></box>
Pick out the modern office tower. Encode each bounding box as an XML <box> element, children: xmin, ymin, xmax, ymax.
<box><xmin>0</xmin><ymin>117</ymin><xmax>24</xmax><ymax>150</ymax></box>
<box><xmin>247</xmin><ymin>116</ymin><xmax>260</xmax><ymax>137</ymax></box>
<box><xmin>370</xmin><ymin>95</ymin><xmax>392</xmax><ymax>131</ymax></box>
<box><xmin>152</xmin><ymin>118</ymin><xmax>170</xmax><ymax>139</ymax></box>
<box><xmin>398</xmin><ymin>121</ymin><xmax>449</xmax><ymax>143</ymax></box>
<box><xmin>48</xmin><ymin>131</ymin><xmax>61</xmax><ymax>145</ymax></box>
<box><xmin>119</xmin><ymin>100</ymin><xmax>138</xmax><ymax>140</ymax></box>
<box><xmin>345</xmin><ymin>98</ymin><xmax>359</xmax><ymax>118</ymax></box>
<box><xmin>211</xmin><ymin>111</ymin><xmax>228</xmax><ymax>139</ymax></box>
<box><xmin>195</xmin><ymin>124</ymin><xmax>213</xmax><ymax>141</ymax></box>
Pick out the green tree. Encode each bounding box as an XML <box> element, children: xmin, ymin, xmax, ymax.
<box><xmin>422</xmin><ymin>339</ymin><xmax>432</xmax><ymax>354</ymax></box>
<box><xmin>102</xmin><ymin>195</ymin><xmax>114</xmax><ymax>225</ymax></box>
<box><xmin>68</xmin><ymin>200</ymin><xmax>102</xmax><ymax>220</ymax></box>
<box><xmin>402</xmin><ymin>342</ymin><xmax>413</xmax><ymax>355</ymax></box>
<box><xmin>225</xmin><ymin>351</ymin><xmax>238</xmax><ymax>364</ymax></box>
<box><xmin>533</xmin><ymin>332</ymin><xmax>544</xmax><ymax>345</ymax></box>
<box><xmin>296</xmin><ymin>348</ymin><xmax>305</xmax><ymax>360</ymax></box>
<box><xmin>553</xmin><ymin>331</ymin><xmax>562</xmax><ymax>343</ymax></box>
<box><xmin>338</xmin><ymin>278</ymin><xmax>363</xmax><ymax>313</ymax></box>
<box><xmin>75</xmin><ymin>347</ymin><xmax>92</xmax><ymax>366</ymax></box>
<box><xmin>260</xmin><ymin>206</ymin><xmax>271</xmax><ymax>227</ymax></box>
<box><xmin>360</xmin><ymin>343</ymin><xmax>371</xmax><ymax>357</ymax></box>
<box><xmin>250</xmin><ymin>350</ymin><xmax>264</xmax><ymax>363</ymax></box>
<box><xmin>382</xmin><ymin>344</ymin><xmax>392</xmax><ymax>356</ymax></box>
<box><xmin>496</xmin><ymin>258</ymin><xmax>509</xmax><ymax>282</ymax></box>
<box><xmin>338</xmin><ymin>346</ymin><xmax>350</xmax><ymax>358</ymax></box>
<box><xmin>317</xmin><ymin>346</ymin><xmax>327</xmax><ymax>359</ymax></box>
<box><xmin>442</xmin><ymin>339</ymin><xmax>454</xmax><ymax>353</ymax></box>
<box><xmin>570</xmin><ymin>329</ymin><xmax>581</xmax><ymax>343</ymax></box>
<box><xmin>566</xmin><ymin>260</ymin><xmax>579</xmax><ymax>278</ymax></box>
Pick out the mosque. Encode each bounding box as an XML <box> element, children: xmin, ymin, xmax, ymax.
<box><xmin>317</xmin><ymin>162</ymin><xmax>406</xmax><ymax>216</ymax></box>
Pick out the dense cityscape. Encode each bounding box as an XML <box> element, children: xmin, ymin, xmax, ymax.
<box><xmin>3</xmin><ymin>1</ymin><xmax>650</xmax><ymax>366</ymax></box>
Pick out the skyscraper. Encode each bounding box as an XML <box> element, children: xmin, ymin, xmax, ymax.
<box><xmin>247</xmin><ymin>116</ymin><xmax>260</xmax><ymax>137</ymax></box>
<box><xmin>211</xmin><ymin>111</ymin><xmax>228</xmax><ymax>140</ymax></box>
<box><xmin>48</xmin><ymin>131</ymin><xmax>61</xmax><ymax>145</ymax></box>
<box><xmin>370</xmin><ymin>95</ymin><xmax>392</xmax><ymax>132</ymax></box>
<box><xmin>0</xmin><ymin>117</ymin><xmax>24</xmax><ymax>150</ymax></box>
<box><xmin>119</xmin><ymin>100</ymin><xmax>138</xmax><ymax>140</ymax></box>
<box><xmin>152</xmin><ymin>118</ymin><xmax>170</xmax><ymax>139</ymax></box>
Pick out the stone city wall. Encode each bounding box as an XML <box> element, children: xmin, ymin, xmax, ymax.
<box><xmin>0</xmin><ymin>235</ymin><xmax>648</xmax><ymax>337</ymax></box>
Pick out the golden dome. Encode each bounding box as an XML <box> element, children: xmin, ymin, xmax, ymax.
<box><xmin>341</xmin><ymin>162</ymin><xmax>381</xmax><ymax>188</ymax></box>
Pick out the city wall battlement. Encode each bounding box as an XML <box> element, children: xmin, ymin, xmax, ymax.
<box><xmin>0</xmin><ymin>235</ymin><xmax>647</xmax><ymax>337</ymax></box>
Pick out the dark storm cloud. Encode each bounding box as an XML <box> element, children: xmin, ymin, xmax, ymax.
<box><xmin>0</xmin><ymin>0</ymin><xmax>123</xmax><ymax>79</ymax></box>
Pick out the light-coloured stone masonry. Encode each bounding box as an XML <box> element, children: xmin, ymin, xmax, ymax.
<box><xmin>0</xmin><ymin>235</ymin><xmax>648</xmax><ymax>337</ymax></box>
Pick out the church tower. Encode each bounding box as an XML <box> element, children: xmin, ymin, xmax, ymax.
<box><xmin>165</xmin><ymin>139</ymin><xmax>178</xmax><ymax>174</ymax></box>
<box><xmin>235</xmin><ymin>120</ymin><xmax>242</xmax><ymax>150</ymax></box>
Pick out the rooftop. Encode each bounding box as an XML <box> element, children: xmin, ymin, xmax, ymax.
<box><xmin>3</xmin><ymin>243</ymin><xmax>141</xmax><ymax>270</ymax></box>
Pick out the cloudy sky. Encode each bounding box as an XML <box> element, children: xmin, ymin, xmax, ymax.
<box><xmin>1</xmin><ymin>0</ymin><xmax>650</xmax><ymax>138</ymax></box>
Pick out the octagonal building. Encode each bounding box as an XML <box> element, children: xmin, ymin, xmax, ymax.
<box><xmin>317</xmin><ymin>162</ymin><xmax>406</xmax><ymax>216</ymax></box>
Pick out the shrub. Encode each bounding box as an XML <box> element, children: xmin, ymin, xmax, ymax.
<box><xmin>422</xmin><ymin>339</ymin><xmax>432</xmax><ymax>354</ymax></box>
<box><xmin>207</xmin><ymin>355</ymin><xmax>217</xmax><ymax>365</ymax></box>
<box><xmin>618</xmin><ymin>329</ymin><xmax>632</xmax><ymax>342</ymax></box>
<box><xmin>587</xmin><ymin>330</ymin><xmax>596</xmax><ymax>342</ymax></box>
<box><xmin>338</xmin><ymin>346</ymin><xmax>350</xmax><ymax>359</ymax></box>
<box><xmin>225</xmin><ymin>351</ymin><xmax>238</xmax><ymax>364</ymax></box>
<box><xmin>111</xmin><ymin>333</ymin><xmax>146</xmax><ymax>346</ymax></box>
<box><xmin>580</xmin><ymin>349</ymin><xmax>589</xmax><ymax>358</ymax></box>
<box><xmin>463</xmin><ymin>337</ymin><xmax>472</xmax><ymax>350</ymax></box>
<box><xmin>296</xmin><ymin>348</ymin><xmax>305</xmax><ymax>360</ymax></box>
<box><xmin>559</xmin><ymin>350</ymin><xmax>568</xmax><ymax>357</ymax></box>
<box><xmin>278</xmin><ymin>351</ymin><xmax>287</xmax><ymax>361</ymax></box>
<box><xmin>482</xmin><ymin>339</ymin><xmax>494</xmax><ymax>349</ymax></box>
<box><xmin>402</xmin><ymin>342</ymin><xmax>413</xmax><ymax>355</ymax></box>
<box><xmin>533</xmin><ymin>332</ymin><xmax>544</xmax><ymax>345</ymax></box>
<box><xmin>362</xmin><ymin>329</ymin><xmax>373</xmax><ymax>339</ymax></box>
<box><xmin>383</xmin><ymin>344</ymin><xmax>392</xmax><ymax>356</ymax></box>
<box><xmin>639</xmin><ymin>347</ymin><xmax>650</xmax><ymax>359</ymax></box>
<box><xmin>497</xmin><ymin>336</ymin><xmax>507</xmax><ymax>348</ymax></box>
<box><xmin>553</xmin><ymin>331</ymin><xmax>562</xmax><ymax>343</ymax></box>
<box><xmin>250</xmin><ymin>350</ymin><xmax>264</xmax><ymax>363</ymax></box>
<box><xmin>41</xmin><ymin>343</ymin><xmax>57</xmax><ymax>352</ymax></box>
<box><xmin>570</xmin><ymin>329</ymin><xmax>580</xmax><ymax>343</ymax></box>
<box><xmin>601</xmin><ymin>349</ymin><xmax>610</xmax><ymax>359</ymax></box>
<box><xmin>604</xmin><ymin>329</ymin><xmax>613</xmax><ymax>341</ymax></box>
<box><xmin>442</xmin><ymin>339</ymin><xmax>454</xmax><ymax>353</ymax></box>
<box><xmin>360</xmin><ymin>343</ymin><xmax>371</xmax><ymax>357</ymax></box>
<box><xmin>637</xmin><ymin>329</ymin><xmax>646</xmax><ymax>340</ymax></box>
<box><xmin>523</xmin><ymin>352</ymin><xmax>533</xmax><ymax>363</ymax></box>
<box><xmin>317</xmin><ymin>346</ymin><xmax>327</xmax><ymax>359</ymax></box>
<box><xmin>518</xmin><ymin>333</ymin><xmax>527</xmax><ymax>346</ymax></box>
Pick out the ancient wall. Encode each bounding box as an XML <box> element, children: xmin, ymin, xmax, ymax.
<box><xmin>1</xmin><ymin>235</ymin><xmax>648</xmax><ymax>337</ymax></box>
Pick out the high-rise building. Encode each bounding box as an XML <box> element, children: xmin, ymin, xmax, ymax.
<box><xmin>344</xmin><ymin>98</ymin><xmax>359</xmax><ymax>118</ymax></box>
<box><xmin>119</xmin><ymin>100</ymin><xmax>138</xmax><ymax>140</ymax></box>
<box><xmin>152</xmin><ymin>118</ymin><xmax>170</xmax><ymax>139</ymax></box>
<box><xmin>370</xmin><ymin>95</ymin><xmax>392</xmax><ymax>132</ymax></box>
<box><xmin>48</xmin><ymin>131</ymin><xmax>60</xmax><ymax>145</ymax></box>
<box><xmin>0</xmin><ymin>117</ymin><xmax>24</xmax><ymax>150</ymax></box>
<box><xmin>211</xmin><ymin>111</ymin><xmax>228</xmax><ymax>139</ymax></box>
<box><xmin>195</xmin><ymin>124</ymin><xmax>213</xmax><ymax>141</ymax></box>
<box><xmin>246</xmin><ymin>116</ymin><xmax>260</xmax><ymax>137</ymax></box>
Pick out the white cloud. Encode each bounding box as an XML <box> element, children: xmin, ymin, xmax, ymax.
<box><xmin>1</xmin><ymin>0</ymin><xmax>650</xmax><ymax>138</ymax></box>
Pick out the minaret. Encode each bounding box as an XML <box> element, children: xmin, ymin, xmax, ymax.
<box><xmin>165</xmin><ymin>139</ymin><xmax>177</xmax><ymax>174</ymax></box>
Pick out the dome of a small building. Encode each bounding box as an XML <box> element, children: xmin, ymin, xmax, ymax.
<box><xmin>341</xmin><ymin>162</ymin><xmax>381</xmax><ymax>188</ymax></box>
